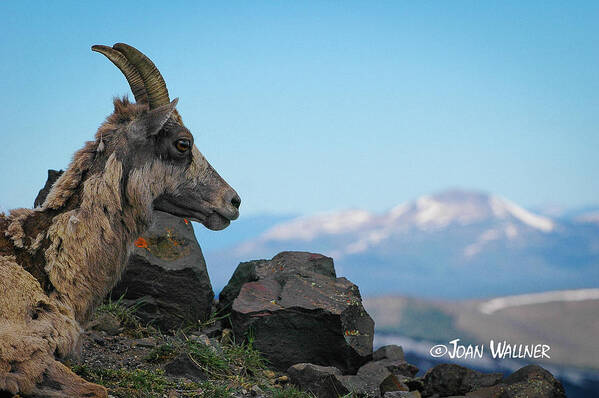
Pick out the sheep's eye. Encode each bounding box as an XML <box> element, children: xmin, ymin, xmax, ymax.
<box><xmin>175</xmin><ymin>139</ymin><xmax>191</xmax><ymax>153</ymax></box>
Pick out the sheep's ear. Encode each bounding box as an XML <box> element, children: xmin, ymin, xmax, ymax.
<box><xmin>129</xmin><ymin>98</ymin><xmax>179</xmax><ymax>139</ymax></box>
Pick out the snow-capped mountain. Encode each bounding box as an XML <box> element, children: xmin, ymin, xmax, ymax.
<box><xmin>205</xmin><ymin>190</ymin><xmax>599</xmax><ymax>299</ymax></box>
<box><xmin>241</xmin><ymin>190</ymin><xmax>556</xmax><ymax>259</ymax></box>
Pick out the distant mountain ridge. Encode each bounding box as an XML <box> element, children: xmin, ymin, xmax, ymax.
<box><xmin>203</xmin><ymin>190</ymin><xmax>599</xmax><ymax>299</ymax></box>
<box><xmin>365</xmin><ymin>289</ymin><xmax>599</xmax><ymax>370</ymax></box>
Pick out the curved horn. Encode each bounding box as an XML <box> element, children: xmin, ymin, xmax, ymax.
<box><xmin>91</xmin><ymin>45</ymin><xmax>148</xmax><ymax>104</ymax></box>
<box><xmin>113</xmin><ymin>43</ymin><xmax>170</xmax><ymax>109</ymax></box>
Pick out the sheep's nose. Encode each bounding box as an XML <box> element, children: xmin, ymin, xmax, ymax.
<box><xmin>230</xmin><ymin>193</ymin><xmax>241</xmax><ymax>209</ymax></box>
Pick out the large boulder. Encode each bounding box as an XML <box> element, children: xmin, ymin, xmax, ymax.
<box><xmin>111</xmin><ymin>211</ymin><xmax>214</xmax><ymax>330</ymax></box>
<box><xmin>220</xmin><ymin>251</ymin><xmax>374</xmax><ymax>373</ymax></box>
<box><xmin>35</xmin><ymin>170</ymin><xmax>214</xmax><ymax>331</ymax></box>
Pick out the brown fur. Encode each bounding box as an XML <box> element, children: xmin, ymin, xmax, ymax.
<box><xmin>1</xmin><ymin>93</ymin><xmax>239</xmax><ymax>397</ymax></box>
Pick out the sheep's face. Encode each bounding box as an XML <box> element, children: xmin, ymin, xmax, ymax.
<box><xmin>122</xmin><ymin>100</ymin><xmax>240</xmax><ymax>231</ymax></box>
<box><xmin>90</xmin><ymin>43</ymin><xmax>239</xmax><ymax>230</ymax></box>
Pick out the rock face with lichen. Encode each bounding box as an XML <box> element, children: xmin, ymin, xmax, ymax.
<box><xmin>111</xmin><ymin>211</ymin><xmax>214</xmax><ymax>330</ymax></box>
<box><xmin>219</xmin><ymin>251</ymin><xmax>374</xmax><ymax>373</ymax></box>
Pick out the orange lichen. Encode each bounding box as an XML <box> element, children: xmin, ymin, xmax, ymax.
<box><xmin>134</xmin><ymin>237</ymin><xmax>148</xmax><ymax>249</ymax></box>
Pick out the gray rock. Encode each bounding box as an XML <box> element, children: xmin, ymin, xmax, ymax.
<box><xmin>422</xmin><ymin>364</ymin><xmax>502</xmax><ymax>397</ymax></box>
<box><xmin>372</xmin><ymin>358</ymin><xmax>419</xmax><ymax>378</ymax></box>
<box><xmin>288</xmin><ymin>361</ymin><xmax>409</xmax><ymax>398</ymax></box>
<box><xmin>222</xmin><ymin>251</ymin><xmax>374</xmax><ymax>373</ymax></box>
<box><xmin>465</xmin><ymin>365</ymin><xmax>566</xmax><ymax>398</ymax></box>
<box><xmin>287</xmin><ymin>363</ymin><xmax>348</xmax><ymax>398</ymax></box>
<box><xmin>164</xmin><ymin>354</ymin><xmax>207</xmax><ymax>381</ymax></box>
<box><xmin>219</xmin><ymin>251</ymin><xmax>336</xmax><ymax>311</ymax></box>
<box><xmin>335</xmin><ymin>375</ymin><xmax>370</xmax><ymax>396</ymax></box>
<box><xmin>111</xmin><ymin>211</ymin><xmax>214</xmax><ymax>331</ymax></box>
<box><xmin>218</xmin><ymin>260</ymin><xmax>264</xmax><ymax>312</ymax></box>
<box><xmin>373</xmin><ymin>345</ymin><xmax>405</xmax><ymax>362</ymax></box>
<box><xmin>357</xmin><ymin>361</ymin><xmax>408</xmax><ymax>396</ymax></box>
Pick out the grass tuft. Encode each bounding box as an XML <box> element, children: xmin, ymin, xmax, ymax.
<box><xmin>72</xmin><ymin>304</ymin><xmax>318</xmax><ymax>397</ymax></box>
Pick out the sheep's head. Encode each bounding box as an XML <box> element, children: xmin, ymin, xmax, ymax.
<box><xmin>93</xmin><ymin>43</ymin><xmax>240</xmax><ymax>230</ymax></box>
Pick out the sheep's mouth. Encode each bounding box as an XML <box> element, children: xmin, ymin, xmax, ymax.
<box><xmin>153</xmin><ymin>195</ymin><xmax>232</xmax><ymax>231</ymax></box>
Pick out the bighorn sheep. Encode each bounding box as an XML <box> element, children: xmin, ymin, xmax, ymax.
<box><xmin>0</xmin><ymin>43</ymin><xmax>240</xmax><ymax>397</ymax></box>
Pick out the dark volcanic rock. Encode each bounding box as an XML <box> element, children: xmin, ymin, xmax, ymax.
<box><xmin>222</xmin><ymin>251</ymin><xmax>374</xmax><ymax>373</ymax></box>
<box><xmin>373</xmin><ymin>345</ymin><xmax>405</xmax><ymax>362</ymax></box>
<box><xmin>422</xmin><ymin>364</ymin><xmax>502</xmax><ymax>397</ymax></box>
<box><xmin>164</xmin><ymin>354</ymin><xmax>207</xmax><ymax>381</ymax></box>
<box><xmin>111</xmin><ymin>211</ymin><xmax>214</xmax><ymax>331</ymax></box>
<box><xmin>356</xmin><ymin>361</ymin><xmax>408</xmax><ymax>396</ymax></box>
<box><xmin>371</xmin><ymin>358</ymin><xmax>419</xmax><ymax>378</ymax></box>
<box><xmin>218</xmin><ymin>260</ymin><xmax>263</xmax><ymax>311</ymax></box>
<box><xmin>289</xmin><ymin>361</ymin><xmax>407</xmax><ymax>398</ymax></box>
<box><xmin>34</xmin><ymin>169</ymin><xmax>63</xmax><ymax>208</ymax></box>
<box><xmin>287</xmin><ymin>363</ymin><xmax>348</xmax><ymax>398</ymax></box>
<box><xmin>465</xmin><ymin>365</ymin><xmax>566</xmax><ymax>398</ymax></box>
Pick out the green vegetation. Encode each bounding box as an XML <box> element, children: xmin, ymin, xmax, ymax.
<box><xmin>72</xmin><ymin>298</ymin><xmax>317</xmax><ymax>398</ymax></box>
<box><xmin>268</xmin><ymin>385</ymin><xmax>319</xmax><ymax>398</ymax></box>
<box><xmin>95</xmin><ymin>294</ymin><xmax>154</xmax><ymax>337</ymax></box>
<box><xmin>144</xmin><ymin>341</ymin><xmax>179</xmax><ymax>363</ymax></box>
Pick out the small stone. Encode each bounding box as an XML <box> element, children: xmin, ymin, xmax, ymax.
<box><xmin>89</xmin><ymin>313</ymin><xmax>121</xmax><ymax>336</ymax></box>
<box><xmin>373</xmin><ymin>358</ymin><xmax>419</xmax><ymax>378</ymax></box>
<box><xmin>357</xmin><ymin>361</ymin><xmax>405</xmax><ymax>396</ymax></box>
<box><xmin>373</xmin><ymin>345</ymin><xmax>405</xmax><ymax>361</ymax></box>
<box><xmin>287</xmin><ymin>363</ymin><xmax>347</xmax><ymax>398</ymax></box>
<box><xmin>276</xmin><ymin>375</ymin><xmax>289</xmax><ymax>384</ymax></box>
<box><xmin>263</xmin><ymin>370</ymin><xmax>276</xmax><ymax>379</ymax></box>
<box><xmin>164</xmin><ymin>354</ymin><xmax>207</xmax><ymax>382</ymax></box>
<box><xmin>134</xmin><ymin>337</ymin><xmax>157</xmax><ymax>348</ymax></box>
<box><xmin>190</xmin><ymin>334</ymin><xmax>211</xmax><ymax>345</ymax></box>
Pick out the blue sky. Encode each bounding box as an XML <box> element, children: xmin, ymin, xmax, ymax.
<box><xmin>1</xmin><ymin>1</ymin><xmax>597</xmax><ymax>216</ymax></box>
